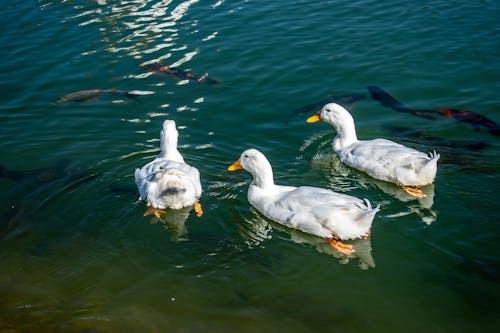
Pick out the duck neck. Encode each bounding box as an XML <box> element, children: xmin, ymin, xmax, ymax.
<box><xmin>251</xmin><ymin>159</ymin><xmax>275</xmax><ymax>190</ymax></box>
<box><xmin>159</xmin><ymin>135</ymin><xmax>184</xmax><ymax>162</ymax></box>
<box><xmin>332</xmin><ymin>115</ymin><xmax>358</xmax><ymax>151</ymax></box>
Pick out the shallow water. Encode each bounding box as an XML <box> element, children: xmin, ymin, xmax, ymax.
<box><xmin>1</xmin><ymin>0</ymin><xmax>500</xmax><ymax>332</ymax></box>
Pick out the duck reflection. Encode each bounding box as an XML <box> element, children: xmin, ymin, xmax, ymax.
<box><xmin>148</xmin><ymin>206</ymin><xmax>192</xmax><ymax>242</ymax></box>
<box><xmin>307</xmin><ymin>152</ymin><xmax>437</xmax><ymax>224</ymax></box>
<box><xmin>368</xmin><ymin>180</ymin><xmax>437</xmax><ymax>225</ymax></box>
<box><xmin>239</xmin><ymin>207</ymin><xmax>376</xmax><ymax>269</ymax></box>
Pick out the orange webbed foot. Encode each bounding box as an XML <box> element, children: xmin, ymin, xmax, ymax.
<box><xmin>194</xmin><ymin>202</ymin><xmax>203</xmax><ymax>217</ymax></box>
<box><xmin>327</xmin><ymin>238</ymin><xmax>355</xmax><ymax>255</ymax></box>
<box><xmin>144</xmin><ymin>206</ymin><xmax>166</xmax><ymax>218</ymax></box>
<box><xmin>401</xmin><ymin>185</ymin><xmax>426</xmax><ymax>198</ymax></box>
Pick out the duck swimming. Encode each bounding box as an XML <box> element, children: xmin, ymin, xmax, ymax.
<box><xmin>307</xmin><ymin>103</ymin><xmax>440</xmax><ymax>198</ymax></box>
<box><xmin>135</xmin><ymin>120</ymin><xmax>202</xmax><ymax>218</ymax></box>
<box><xmin>228</xmin><ymin>148</ymin><xmax>379</xmax><ymax>255</ymax></box>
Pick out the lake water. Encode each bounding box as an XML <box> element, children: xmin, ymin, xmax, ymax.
<box><xmin>1</xmin><ymin>0</ymin><xmax>499</xmax><ymax>332</ymax></box>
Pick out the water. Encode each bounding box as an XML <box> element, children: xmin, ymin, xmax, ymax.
<box><xmin>1</xmin><ymin>0</ymin><xmax>499</xmax><ymax>331</ymax></box>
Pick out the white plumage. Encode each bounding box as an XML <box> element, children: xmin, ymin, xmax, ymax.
<box><xmin>135</xmin><ymin>120</ymin><xmax>202</xmax><ymax>216</ymax></box>
<box><xmin>228</xmin><ymin>148</ymin><xmax>378</xmax><ymax>254</ymax></box>
<box><xmin>307</xmin><ymin>103</ymin><xmax>439</xmax><ymax>196</ymax></box>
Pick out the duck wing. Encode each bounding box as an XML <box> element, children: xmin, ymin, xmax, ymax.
<box><xmin>339</xmin><ymin>139</ymin><xmax>431</xmax><ymax>182</ymax></box>
<box><xmin>267</xmin><ymin>186</ymin><xmax>372</xmax><ymax>238</ymax></box>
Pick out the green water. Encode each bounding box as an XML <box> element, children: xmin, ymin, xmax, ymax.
<box><xmin>1</xmin><ymin>0</ymin><xmax>499</xmax><ymax>332</ymax></box>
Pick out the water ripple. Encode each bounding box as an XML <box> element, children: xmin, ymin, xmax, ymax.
<box><xmin>62</xmin><ymin>0</ymin><xmax>216</xmax><ymax>65</ymax></box>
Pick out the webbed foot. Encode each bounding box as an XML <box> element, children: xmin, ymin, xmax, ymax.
<box><xmin>144</xmin><ymin>206</ymin><xmax>166</xmax><ymax>218</ymax></box>
<box><xmin>327</xmin><ymin>238</ymin><xmax>355</xmax><ymax>255</ymax></box>
<box><xmin>401</xmin><ymin>185</ymin><xmax>426</xmax><ymax>198</ymax></box>
<box><xmin>194</xmin><ymin>202</ymin><xmax>203</xmax><ymax>217</ymax></box>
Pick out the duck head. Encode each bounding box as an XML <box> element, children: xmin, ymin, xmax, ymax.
<box><xmin>307</xmin><ymin>103</ymin><xmax>358</xmax><ymax>150</ymax></box>
<box><xmin>228</xmin><ymin>148</ymin><xmax>275</xmax><ymax>188</ymax></box>
<box><xmin>307</xmin><ymin>103</ymin><xmax>353</xmax><ymax>126</ymax></box>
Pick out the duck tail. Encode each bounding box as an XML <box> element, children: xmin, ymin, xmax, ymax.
<box><xmin>162</xmin><ymin>186</ymin><xmax>187</xmax><ymax>195</ymax></box>
<box><xmin>161</xmin><ymin>176</ymin><xmax>188</xmax><ymax>196</ymax></box>
<box><xmin>423</xmin><ymin>151</ymin><xmax>440</xmax><ymax>171</ymax></box>
<box><xmin>361</xmin><ymin>199</ymin><xmax>380</xmax><ymax>221</ymax></box>
<box><xmin>428</xmin><ymin>151</ymin><xmax>440</xmax><ymax>160</ymax></box>
<box><xmin>362</xmin><ymin>198</ymin><xmax>379</xmax><ymax>212</ymax></box>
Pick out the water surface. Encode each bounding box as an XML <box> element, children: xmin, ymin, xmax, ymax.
<box><xmin>1</xmin><ymin>0</ymin><xmax>499</xmax><ymax>332</ymax></box>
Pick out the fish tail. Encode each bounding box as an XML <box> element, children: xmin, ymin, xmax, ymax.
<box><xmin>368</xmin><ymin>85</ymin><xmax>405</xmax><ymax>109</ymax></box>
<box><xmin>488</xmin><ymin>127</ymin><xmax>500</xmax><ymax>136</ymax></box>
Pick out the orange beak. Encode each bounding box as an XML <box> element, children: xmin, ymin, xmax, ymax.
<box><xmin>228</xmin><ymin>158</ymin><xmax>243</xmax><ymax>171</ymax></box>
<box><xmin>306</xmin><ymin>112</ymin><xmax>322</xmax><ymax>123</ymax></box>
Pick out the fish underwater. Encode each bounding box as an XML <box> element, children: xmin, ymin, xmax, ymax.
<box><xmin>368</xmin><ymin>85</ymin><xmax>499</xmax><ymax>135</ymax></box>
<box><xmin>384</xmin><ymin>125</ymin><xmax>489</xmax><ymax>152</ymax></box>
<box><xmin>140</xmin><ymin>62</ymin><xmax>221</xmax><ymax>85</ymax></box>
<box><xmin>287</xmin><ymin>93</ymin><xmax>366</xmax><ymax>123</ymax></box>
<box><xmin>437</xmin><ymin>108</ymin><xmax>500</xmax><ymax>136</ymax></box>
<box><xmin>367</xmin><ymin>85</ymin><xmax>436</xmax><ymax>119</ymax></box>
<box><xmin>0</xmin><ymin>163</ymin><xmax>99</xmax><ymax>191</ymax></box>
<box><xmin>54</xmin><ymin>89</ymin><xmax>141</xmax><ymax>104</ymax></box>
<box><xmin>0</xmin><ymin>163</ymin><xmax>99</xmax><ymax>235</ymax></box>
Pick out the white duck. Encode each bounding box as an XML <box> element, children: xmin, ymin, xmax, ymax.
<box><xmin>228</xmin><ymin>148</ymin><xmax>379</xmax><ymax>255</ymax></box>
<box><xmin>135</xmin><ymin>120</ymin><xmax>202</xmax><ymax>218</ymax></box>
<box><xmin>307</xmin><ymin>103</ymin><xmax>440</xmax><ymax>198</ymax></box>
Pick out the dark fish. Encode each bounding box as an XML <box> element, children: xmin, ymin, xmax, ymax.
<box><xmin>287</xmin><ymin>93</ymin><xmax>366</xmax><ymax>123</ymax></box>
<box><xmin>437</xmin><ymin>108</ymin><xmax>500</xmax><ymax>136</ymax></box>
<box><xmin>0</xmin><ymin>163</ymin><xmax>99</xmax><ymax>235</ymax></box>
<box><xmin>385</xmin><ymin>125</ymin><xmax>490</xmax><ymax>151</ymax></box>
<box><xmin>368</xmin><ymin>85</ymin><xmax>436</xmax><ymax>119</ymax></box>
<box><xmin>140</xmin><ymin>62</ymin><xmax>221</xmax><ymax>85</ymax></box>
<box><xmin>368</xmin><ymin>85</ymin><xmax>499</xmax><ymax>135</ymax></box>
<box><xmin>458</xmin><ymin>255</ymin><xmax>500</xmax><ymax>284</ymax></box>
<box><xmin>0</xmin><ymin>163</ymin><xmax>99</xmax><ymax>189</ymax></box>
<box><xmin>55</xmin><ymin>89</ymin><xmax>141</xmax><ymax>104</ymax></box>
<box><xmin>0</xmin><ymin>164</ymin><xmax>62</xmax><ymax>183</ymax></box>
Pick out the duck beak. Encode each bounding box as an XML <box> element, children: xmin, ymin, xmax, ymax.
<box><xmin>306</xmin><ymin>112</ymin><xmax>322</xmax><ymax>123</ymax></box>
<box><xmin>228</xmin><ymin>158</ymin><xmax>243</xmax><ymax>171</ymax></box>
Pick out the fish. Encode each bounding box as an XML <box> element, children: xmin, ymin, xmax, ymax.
<box><xmin>384</xmin><ymin>125</ymin><xmax>490</xmax><ymax>151</ymax></box>
<box><xmin>0</xmin><ymin>163</ymin><xmax>99</xmax><ymax>189</ymax></box>
<box><xmin>0</xmin><ymin>163</ymin><xmax>99</xmax><ymax>235</ymax></box>
<box><xmin>437</xmin><ymin>108</ymin><xmax>500</xmax><ymax>136</ymax></box>
<box><xmin>457</xmin><ymin>255</ymin><xmax>500</xmax><ymax>284</ymax></box>
<box><xmin>55</xmin><ymin>89</ymin><xmax>141</xmax><ymax>104</ymax></box>
<box><xmin>368</xmin><ymin>85</ymin><xmax>500</xmax><ymax>135</ymax></box>
<box><xmin>287</xmin><ymin>93</ymin><xmax>366</xmax><ymax>123</ymax></box>
<box><xmin>140</xmin><ymin>62</ymin><xmax>221</xmax><ymax>85</ymax></box>
<box><xmin>367</xmin><ymin>85</ymin><xmax>436</xmax><ymax>119</ymax></box>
